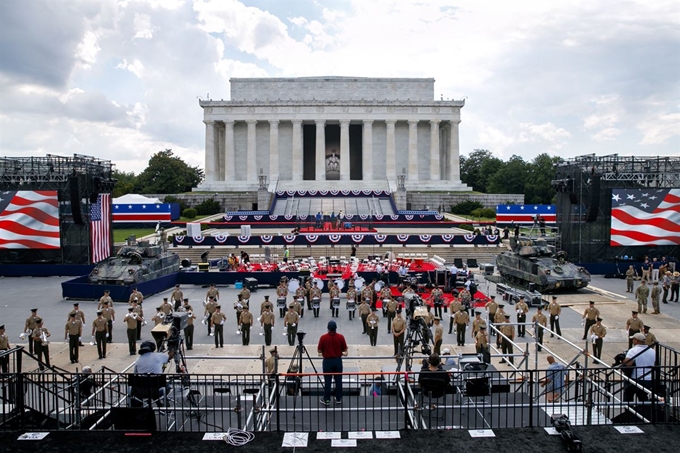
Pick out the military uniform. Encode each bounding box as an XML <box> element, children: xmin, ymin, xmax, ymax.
<box><xmin>635</xmin><ymin>283</ymin><xmax>650</xmax><ymax>313</ymax></box>
<box><xmin>294</xmin><ymin>286</ymin><xmax>306</xmax><ymax>310</ymax></box>
<box><xmin>152</xmin><ymin>310</ymin><xmax>164</xmax><ymax>327</ymax></box>
<box><xmin>367</xmin><ymin>311</ymin><xmax>380</xmax><ymax>346</ymax></box>
<box><xmin>433</xmin><ymin>321</ymin><xmax>444</xmax><ymax>355</ymax></box>
<box><xmin>454</xmin><ymin>310</ymin><xmax>470</xmax><ymax>346</ymax></box>
<box><xmin>100</xmin><ymin>305</ymin><xmax>115</xmax><ymax>343</ymax></box>
<box><xmin>471</xmin><ymin>316</ymin><xmax>483</xmax><ymax>339</ymax></box>
<box><xmin>431</xmin><ymin>288</ymin><xmax>444</xmax><ymax>318</ymax></box>
<box><xmin>548</xmin><ymin>299</ymin><xmax>562</xmax><ymax>337</ymax></box>
<box><xmin>532</xmin><ymin>311</ymin><xmax>548</xmax><ymax>351</ymax></box>
<box><xmin>239</xmin><ymin>288</ymin><xmax>251</xmax><ymax>306</ymax></box>
<box><xmin>160</xmin><ymin>301</ymin><xmax>173</xmax><ymax>316</ymax></box>
<box><xmin>358</xmin><ymin>301</ymin><xmax>371</xmax><ymax>334</ymax></box>
<box><xmin>651</xmin><ymin>283</ymin><xmax>661</xmax><ymax>314</ymax></box>
<box><xmin>65</xmin><ymin>318</ymin><xmax>82</xmax><ymax>363</ymax></box>
<box><xmin>24</xmin><ymin>313</ymin><xmax>40</xmax><ymax>354</ymax></box>
<box><xmin>515</xmin><ymin>299</ymin><xmax>529</xmax><ymax>337</ymax></box>
<box><xmin>260</xmin><ymin>297</ymin><xmax>274</xmax><ymax>315</ymax></box>
<box><xmin>582</xmin><ymin>304</ymin><xmax>600</xmax><ymax>340</ymax></box>
<box><xmin>31</xmin><ymin>324</ymin><xmax>51</xmax><ymax>368</ymax></box>
<box><xmin>184</xmin><ymin>307</ymin><xmax>196</xmax><ymax>350</ymax></box>
<box><xmin>293</xmin><ymin>298</ymin><xmax>304</xmax><ymax>319</ymax></box>
<box><xmin>626</xmin><ymin>315</ymin><xmax>644</xmax><ymax>349</ymax></box>
<box><xmin>589</xmin><ymin>323</ymin><xmax>606</xmax><ymax>359</ymax></box>
<box><xmin>206</xmin><ymin>285</ymin><xmax>220</xmax><ymax>301</ymax></box>
<box><xmin>494</xmin><ymin>308</ymin><xmax>507</xmax><ymax>346</ymax></box>
<box><xmin>98</xmin><ymin>293</ymin><xmax>113</xmax><ymax>310</ymax></box>
<box><xmin>459</xmin><ymin>289</ymin><xmax>471</xmax><ymax>310</ymax></box>
<box><xmin>171</xmin><ymin>286</ymin><xmax>184</xmax><ymax>310</ymax></box>
<box><xmin>239</xmin><ymin>308</ymin><xmax>253</xmax><ymax>346</ymax></box>
<box><xmin>283</xmin><ymin>308</ymin><xmax>299</xmax><ymax>346</ymax></box>
<box><xmin>380</xmin><ymin>287</ymin><xmax>391</xmax><ymax>317</ymax></box>
<box><xmin>485</xmin><ymin>299</ymin><xmax>498</xmax><ymax>335</ymax></box>
<box><xmin>449</xmin><ymin>301</ymin><xmax>462</xmax><ymax>334</ymax></box>
<box><xmin>212</xmin><ymin>310</ymin><xmax>226</xmax><ymax>347</ymax></box>
<box><xmin>392</xmin><ymin>314</ymin><xmax>406</xmax><ymax>356</ymax></box>
<box><xmin>124</xmin><ymin>310</ymin><xmax>138</xmax><ymax>354</ymax></box>
<box><xmin>625</xmin><ymin>267</ymin><xmax>635</xmax><ymax>292</ymax></box>
<box><xmin>346</xmin><ymin>288</ymin><xmax>357</xmax><ymax>320</ymax></box>
<box><xmin>132</xmin><ymin>304</ymin><xmax>144</xmax><ymax>340</ymax></box>
<box><xmin>386</xmin><ymin>299</ymin><xmax>398</xmax><ymax>333</ymax></box>
<box><xmin>205</xmin><ymin>299</ymin><xmax>218</xmax><ymax>335</ymax></box>
<box><xmin>0</xmin><ymin>328</ymin><xmax>10</xmax><ymax>372</ymax></box>
<box><xmin>475</xmin><ymin>328</ymin><xmax>490</xmax><ymax>364</ymax></box>
<box><xmin>91</xmin><ymin>316</ymin><xmax>108</xmax><ymax>359</ymax></box>
<box><xmin>261</xmin><ymin>310</ymin><xmax>275</xmax><ymax>346</ymax></box>
<box><xmin>644</xmin><ymin>330</ymin><xmax>658</xmax><ymax>347</ymax></box>
<box><xmin>234</xmin><ymin>298</ymin><xmax>245</xmax><ymax>328</ymax></box>
<box><xmin>68</xmin><ymin>306</ymin><xmax>86</xmax><ymax>345</ymax></box>
<box><xmin>276</xmin><ymin>284</ymin><xmax>288</xmax><ymax>318</ymax></box>
<box><xmin>361</xmin><ymin>286</ymin><xmax>373</xmax><ymax>308</ymax></box>
<box><xmin>499</xmin><ymin>321</ymin><xmax>515</xmax><ymax>364</ymax></box>
<box><xmin>129</xmin><ymin>289</ymin><xmax>144</xmax><ymax>305</ymax></box>
<box><xmin>310</xmin><ymin>286</ymin><xmax>322</xmax><ymax>317</ymax></box>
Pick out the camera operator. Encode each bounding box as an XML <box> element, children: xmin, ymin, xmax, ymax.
<box><xmin>623</xmin><ymin>332</ymin><xmax>656</xmax><ymax>401</ymax></box>
<box><xmin>418</xmin><ymin>354</ymin><xmax>451</xmax><ymax>405</ymax></box>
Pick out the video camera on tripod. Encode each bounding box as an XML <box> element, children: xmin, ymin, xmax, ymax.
<box><xmin>397</xmin><ymin>292</ymin><xmax>432</xmax><ymax>371</ymax></box>
<box><xmin>151</xmin><ymin>312</ymin><xmax>189</xmax><ymax>374</ymax></box>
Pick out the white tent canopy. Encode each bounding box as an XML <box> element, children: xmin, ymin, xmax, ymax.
<box><xmin>112</xmin><ymin>194</ymin><xmax>162</xmax><ymax>204</ymax></box>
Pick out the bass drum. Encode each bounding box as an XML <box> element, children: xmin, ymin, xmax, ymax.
<box><xmin>288</xmin><ymin>278</ymin><xmax>300</xmax><ymax>293</ymax></box>
<box><xmin>334</xmin><ymin>278</ymin><xmax>345</xmax><ymax>291</ymax></box>
<box><xmin>354</xmin><ymin>277</ymin><xmax>365</xmax><ymax>291</ymax></box>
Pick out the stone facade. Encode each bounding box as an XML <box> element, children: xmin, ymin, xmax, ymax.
<box><xmin>197</xmin><ymin>77</ymin><xmax>470</xmax><ymax>192</ymax></box>
<box><xmin>405</xmin><ymin>192</ymin><xmax>525</xmax><ymax>211</ymax></box>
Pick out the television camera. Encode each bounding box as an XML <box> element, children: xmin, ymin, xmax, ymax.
<box><xmin>397</xmin><ymin>292</ymin><xmax>432</xmax><ymax>372</ymax></box>
<box><xmin>151</xmin><ymin>312</ymin><xmax>189</xmax><ymax>374</ymax></box>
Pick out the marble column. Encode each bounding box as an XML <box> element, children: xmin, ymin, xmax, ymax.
<box><xmin>430</xmin><ymin>119</ymin><xmax>441</xmax><ymax>181</ymax></box>
<box><xmin>292</xmin><ymin>120</ymin><xmax>303</xmax><ymax>181</ymax></box>
<box><xmin>315</xmin><ymin>119</ymin><xmax>326</xmax><ymax>181</ymax></box>
<box><xmin>224</xmin><ymin>120</ymin><xmax>235</xmax><ymax>182</ymax></box>
<box><xmin>204</xmin><ymin>120</ymin><xmax>215</xmax><ymax>182</ymax></box>
<box><xmin>340</xmin><ymin>120</ymin><xmax>350</xmax><ymax>181</ymax></box>
<box><xmin>386</xmin><ymin>120</ymin><xmax>397</xmax><ymax>181</ymax></box>
<box><xmin>408</xmin><ymin>120</ymin><xmax>419</xmax><ymax>181</ymax></box>
<box><xmin>449</xmin><ymin>120</ymin><xmax>461</xmax><ymax>182</ymax></box>
<box><xmin>269</xmin><ymin>120</ymin><xmax>279</xmax><ymax>183</ymax></box>
<box><xmin>246</xmin><ymin>120</ymin><xmax>258</xmax><ymax>182</ymax></box>
<box><xmin>362</xmin><ymin>120</ymin><xmax>373</xmax><ymax>181</ymax></box>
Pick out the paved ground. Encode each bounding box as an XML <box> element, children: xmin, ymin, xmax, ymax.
<box><xmin>1</xmin><ymin>272</ymin><xmax>677</xmax><ymax>374</ymax></box>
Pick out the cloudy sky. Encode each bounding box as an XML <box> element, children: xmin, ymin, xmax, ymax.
<box><xmin>0</xmin><ymin>0</ymin><xmax>678</xmax><ymax>174</ymax></box>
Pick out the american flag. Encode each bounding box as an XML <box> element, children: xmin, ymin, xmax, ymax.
<box><xmin>90</xmin><ymin>193</ymin><xmax>111</xmax><ymax>263</ymax></box>
<box><xmin>0</xmin><ymin>191</ymin><xmax>60</xmax><ymax>249</ymax></box>
<box><xmin>611</xmin><ymin>188</ymin><xmax>680</xmax><ymax>246</ymax></box>
<box><xmin>495</xmin><ymin>204</ymin><xmax>556</xmax><ymax>224</ymax></box>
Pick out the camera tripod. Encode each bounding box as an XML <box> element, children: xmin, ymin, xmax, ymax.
<box><xmin>285</xmin><ymin>331</ymin><xmax>325</xmax><ymax>420</ymax></box>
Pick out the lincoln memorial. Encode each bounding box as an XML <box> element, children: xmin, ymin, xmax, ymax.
<box><xmin>197</xmin><ymin>77</ymin><xmax>470</xmax><ymax>193</ymax></box>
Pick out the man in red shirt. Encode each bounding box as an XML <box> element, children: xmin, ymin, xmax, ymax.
<box><xmin>317</xmin><ymin>320</ymin><xmax>348</xmax><ymax>406</ymax></box>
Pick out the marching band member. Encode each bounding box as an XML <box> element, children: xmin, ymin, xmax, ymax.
<box><xmin>276</xmin><ymin>280</ymin><xmax>288</xmax><ymax>318</ymax></box>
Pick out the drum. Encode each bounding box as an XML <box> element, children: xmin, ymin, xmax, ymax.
<box><xmin>434</xmin><ymin>296</ymin><xmax>443</xmax><ymax>306</ymax></box>
<box><xmin>312</xmin><ymin>297</ymin><xmax>320</xmax><ymax>309</ymax></box>
<box><xmin>354</xmin><ymin>277</ymin><xmax>365</xmax><ymax>290</ymax></box>
<box><xmin>346</xmin><ymin>301</ymin><xmax>356</xmax><ymax>311</ymax></box>
<box><xmin>335</xmin><ymin>278</ymin><xmax>345</xmax><ymax>290</ymax></box>
<box><xmin>332</xmin><ymin>297</ymin><xmax>340</xmax><ymax>308</ymax></box>
<box><xmin>277</xmin><ymin>298</ymin><xmax>286</xmax><ymax>308</ymax></box>
<box><xmin>288</xmin><ymin>279</ymin><xmax>300</xmax><ymax>292</ymax></box>
<box><xmin>374</xmin><ymin>281</ymin><xmax>385</xmax><ymax>291</ymax></box>
<box><xmin>297</xmin><ymin>297</ymin><xmax>304</xmax><ymax>303</ymax></box>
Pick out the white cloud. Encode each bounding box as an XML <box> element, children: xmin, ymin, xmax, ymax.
<box><xmin>519</xmin><ymin>122</ymin><xmax>571</xmax><ymax>148</ymax></box>
<box><xmin>638</xmin><ymin>113</ymin><xmax>680</xmax><ymax>145</ymax></box>
<box><xmin>75</xmin><ymin>31</ymin><xmax>101</xmax><ymax>68</ymax></box>
<box><xmin>116</xmin><ymin>58</ymin><xmax>145</xmax><ymax>78</ymax></box>
<box><xmin>133</xmin><ymin>13</ymin><xmax>155</xmax><ymax>39</ymax></box>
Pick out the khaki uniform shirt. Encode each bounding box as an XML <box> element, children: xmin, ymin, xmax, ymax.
<box><xmin>65</xmin><ymin>320</ymin><xmax>82</xmax><ymax>336</ymax></box>
<box><xmin>283</xmin><ymin>311</ymin><xmax>299</xmax><ymax>327</ymax></box>
<box><xmin>205</xmin><ymin>300</ymin><xmax>218</xmax><ymax>315</ymax></box>
<box><xmin>124</xmin><ymin>314</ymin><xmax>137</xmax><ymax>329</ymax></box>
<box><xmin>293</xmin><ymin>300</ymin><xmax>302</xmax><ymax>315</ymax></box>
<box><xmin>494</xmin><ymin>309</ymin><xmax>507</xmax><ymax>323</ymax></box>
<box><xmin>626</xmin><ymin>317</ymin><xmax>644</xmax><ymax>331</ymax></box>
<box><xmin>367</xmin><ymin>313</ymin><xmax>380</xmax><ymax>329</ymax></box>
<box><xmin>186</xmin><ymin>311</ymin><xmax>196</xmax><ymax>326</ymax></box>
<box><xmin>434</xmin><ymin>323</ymin><xmax>444</xmax><ymax>341</ymax></box>
<box><xmin>548</xmin><ymin>301</ymin><xmax>561</xmax><ymax>316</ymax></box>
<box><xmin>516</xmin><ymin>301</ymin><xmax>529</xmax><ymax>314</ymax></box>
<box><xmin>361</xmin><ymin>287</ymin><xmax>373</xmax><ymax>302</ymax></box>
<box><xmin>500</xmin><ymin>323</ymin><xmax>515</xmax><ymax>340</ymax></box>
<box><xmin>346</xmin><ymin>288</ymin><xmax>357</xmax><ymax>301</ymax></box>
<box><xmin>392</xmin><ymin>316</ymin><xmax>406</xmax><ymax>336</ymax></box>
<box><xmin>171</xmin><ymin>288</ymin><xmax>183</xmax><ymax>302</ymax></box>
<box><xmin>485</xmin><ymin>301</ymin><xmax>498</xmax><ymax>315</ymax></box>
<box><xmin>358</xmin><ymin>302</ymin><xmax>371</xmax><ymax>316</ymax></box>
<box><xmin>68</xmin><ymin>309</ymin><xmax>85</xmax><ymax>323</ymax></box>
<box><xmin>476</xmin><ymin>331</ymin><xmax>489</xmax><ymax>347</ymax></box>
<box><xmin>129</xmin><ymin>290</ymin><xmax>143</xmax><ymax>304</ymax></box>
<box><xmin>152</xmin><ymin>313</ymin><xmax>164</xmax><ymax>326</ymax></box>
<box><xmin>98</xmin><ymin>295</ymin><xmax>113</xmax><ymax>309</ymax></box>
<box><xmin>206</xmin><ymin>287</ymin><xmax>220</xmax><ymax>300</ymax></box>
<box><xmin>472</xmin><ymin>318</ymin><xmax>484</xmax><ymax>336</ymax></box>
<box><xmin>92</xmin><ymin>317</ymin><xmax>108</xmax><ymax>333</ymax></box>
<box><xmin>31</xmin><ymin>327</ymin><xmax>50</xmax><ymax>343</ymax></box>
<box><xmin>645</xmin><ymin>332</ymin><xmax>658</xmax><ymax>346</ymax></box>
<box><xmin>160</xmin><ymin>303</ymin><xmax>173</xmax><ymax>315</ymax></box>
<box><xmin>583</xmin><ymin>306</ymin><xmax>600</xmax><ymax>320</ymax></box>
<box><xmin>276</xmin><ymin>285</ymin><xmax>288</xmax><ymax>298</ymax></box>
<box><xmin>387</xmin><ymin>299</ymin><xmax>398</xmax><ymax>313</ymax></box>
<box><xmin>0</xmin><ymin>334</ymin><xmax>9</xmax><ymax>350</ymax></box>
<box><xmin>101</xmin><ymin>307</ymin><xmax>115</xmax><ymax>321</ymax></box>
<box><xmin>295</xmin><ymin>287</ymin><xmax>306</xmax><ymax>300</ymax></box>
<box><xmin>25</xmin><ymin>315</ymin><xmax>39</xmax><ymax>332</ymax></box>
<box><xmin>449</xmin><ymin>301</ymin><xmax>462</xmax><ymax>314</ymax></box>
<box><xmin>265</xmin><ymin>356</ymin><xmax>277</xmax><ymax>375</ymax></box>
<box><xmin>239</xmin><ymin>310</ymin><xmax>253</xmax><ymax>325</ymax></box>
<box><xmin>532</xmin><ymin>312</ymin><xmax>547</xmax><ymax>326</ymax></box>
<box><xmin>240</xmin><ymin>288</ymin><xmax>251</xmax><ymax>301</ymax></box>
<box><xmin>454</xmin><ymin>311</ymin><xmax>470</xmax><ymax>326</ymax></box>
<box><xmin>590</xmin><ymin>324</ymin><xmax>606</xmax><ymax>339</ymax></box>
<box><xmin>261</xmin><ymin>301</ymin><xmax>273</xmax><ymax>314</ymax></box>
<box><xmin>261</xmin><ymin>312</ymin><xmax>275</xmax><ymax>326</ymax></box>
<box><xmin>212</xmin><ymin>312</ymin><xmax>227</xmax><ymax>325</ymax></box>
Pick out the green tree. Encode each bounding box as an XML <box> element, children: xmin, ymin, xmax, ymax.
<box><xmin>111</xmin><ymin>170</ymin><xmax>137</xmax><ymax>198</ymax></box>
<box><xmin>460</xmin><ymin>149</ymin><xmax>503</xmax><ymax>192</ymax></box>
<box><xmin>487</xmin><ymin>155</ymin><xmax>528</xmax><ymax>195</ymax></box>
<box><xmin>136</xmin><ymin>149</ymin><xmax>204</xmax><ymax>194</ymax></box>
<box><xmin>525</xmin><ymin>153</ymin><xmax>560</xmax><ymax>204</ymax></box>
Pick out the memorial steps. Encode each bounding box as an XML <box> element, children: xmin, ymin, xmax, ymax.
<box><xmin>271</xmin><ymin>196</ymin><xmax>395</xmax><ymax>217</ymax></box>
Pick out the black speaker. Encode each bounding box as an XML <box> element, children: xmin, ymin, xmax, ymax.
<box><xmin>69</xmin><ymin>176</ymin><xmax>83</xmax><ymax>224</ymax></box>
<box><xmin>569</xmin><ymin>193</ymin><xmax>579</xmax><ymax>204</ymax></box>
<box><xmin>585</xmin><ymin>175</ymin><xmax>601</xmax><ymax>222</ymax></box>
<box><xmin>89</xmin><ymin>176</ymin><xmax>102</xmax><ymax>203</ymax></box>
<box><xmin>110</xmin><ymin>407</ymin><xmax>156</xmax><ymax>431</ymax></box>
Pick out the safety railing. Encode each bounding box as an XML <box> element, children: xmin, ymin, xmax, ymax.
<box><xmin>1</xmin><ymin>365</ymin><xmax>678</xmax><ymax>433</ymax></box>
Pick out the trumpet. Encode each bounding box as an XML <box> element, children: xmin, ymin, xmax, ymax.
<box><xmin>131</xmin><ymin>312</ymin><xmax>138</xmax><ymax>320</ymax></box>
<box><xmin>159</xmin><ymin>313</ymin><xmax>166</xmax><ymax>320</ymax></box>
<box><xmin>187</xmin><ymin>310</ymin><xmax>194</xmax><ymax>318</ymax></box>
<box><xmin>19</xmin><ymin>328</ymin><xmax>32</xmax><ymax>341</ymax></box>
<box><xmin>40</xmin><ymin>330</ymin><xmax>49</xmax><ymax>346</ymax></box>
<box><xmin>202</xmin><ymin>313</ymin><xmax>209</xmax><ymax>325</ymax></box>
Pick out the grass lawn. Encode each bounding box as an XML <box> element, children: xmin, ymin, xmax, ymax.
<box><xmin>178</xmin><ymin>214</ymin><xmax>211</xmax><ymax>222</ymax></box>
<box><xmin>113</xmin><ymin>228</ymin><xmax>156</xmax><ymax>243</ymax></box>
<box><xmin>456</xmin><ymin>215</ymin><xmax>497</xmax><ymax>222</ymax></box>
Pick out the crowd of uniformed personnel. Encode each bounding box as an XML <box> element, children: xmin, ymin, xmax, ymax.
<box><xmin>7</xmin><ymin>274</ymin><xmax>665</xmax><ymax>371</ymax></box>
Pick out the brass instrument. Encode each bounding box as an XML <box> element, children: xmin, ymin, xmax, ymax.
<box><xmin>19</xmin><ymin>328</ymin><xmax>32</xmax><ymax>341</ymax></box>
<box><xmin>202</xmin><ymin>313</ymin><xmax>209</xmax><ymax>325</ymax></box>
<box><xmin>159</xmin><ymin>313</ymin><xmax>166</xmax><ymax>320</ymax></box>
<box><xmin>40</xmin><ymin>329</ymin><xmax>49</xmax><ymax>346</ymax></box>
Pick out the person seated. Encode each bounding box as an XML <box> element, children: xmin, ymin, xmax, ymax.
<box><xmin>130</xmin><ymin>340</ymin><xmax>174</xmax><ymax>406</ymax></box>
<box><xmin>418</xmin><ymin>354</ymin><xmax>451</xmax><ymax>406</ymax></box>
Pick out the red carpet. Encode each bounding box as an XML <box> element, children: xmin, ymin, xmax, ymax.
<box><xmin>387</xmin><ymin>286</ymin><xmax>489</xmax><ymax>308</ymax></box>
<box><xmin>231</xmin><ymin>260</ymin><xmax>438</xmax><ymax>279</ymax></box>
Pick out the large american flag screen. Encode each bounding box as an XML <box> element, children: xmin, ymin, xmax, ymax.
<box><xmin>610</xmin><ymin>188</ymin><xmax>680</xmax><ymax>246</ymax></box>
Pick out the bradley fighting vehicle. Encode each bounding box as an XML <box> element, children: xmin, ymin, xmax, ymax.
<box><xmin>89</xmin><ymin>236</ymin><xmax>179</xmax><ymax>285</ymax></box>
<box><xmin>495</xmin><ymin>237</ymin><xmax>590</xmax><ymax>292</ymax></box>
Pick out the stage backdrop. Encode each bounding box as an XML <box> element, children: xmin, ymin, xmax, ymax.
<box><xmin>496</xmin><ymin>204</ymin><xmax>556</xmax><ymax>224</ymax></box>
<box><xmin>610</xmin><ymin>188</ymin><xmax>680</xmax><ymax>246</ymax></box>
<box><xmin>0</xmin><ymin>190</ymin><xmax>60</xmax><ymax>249</ymax></box>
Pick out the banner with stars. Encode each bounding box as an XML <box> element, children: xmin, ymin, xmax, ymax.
<box><xmin>610</xmin><ymin>189</ymin><xmax>680</xmax><ymax>246</ymax></box>
<box><xmin>112</xmin><ymin>203</ymin><xmax>173</xmax><ymax>223</ymax></box>
<box><xmin>495</xmin><ymin>204</ymin><xmax>556</xmax><ymax>224</ymax></box>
